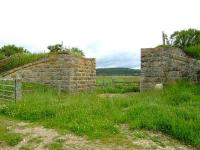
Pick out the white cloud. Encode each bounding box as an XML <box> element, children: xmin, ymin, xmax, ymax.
<box><xmin>0</xmin><ymin>0</ymin><xmax>200</xmax><ymax>68</ymax></box>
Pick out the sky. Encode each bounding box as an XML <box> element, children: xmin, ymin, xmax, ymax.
<box><xmin>0</xmin><ymin>0</ymin><xmax>199</xmax><ymax>68</ymax></box>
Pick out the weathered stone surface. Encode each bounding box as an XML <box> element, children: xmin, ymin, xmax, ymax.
<box><xmin>140</xmin><ymin>48</ymin><xmax>200</xmax><ymax>91</ymax></box>
<box><xmin>0</xmin><ymin>54</ymin><xmax>96</xmax><ymax>92</ymax></box>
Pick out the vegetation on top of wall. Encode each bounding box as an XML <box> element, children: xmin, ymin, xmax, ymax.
<box><xmin>157</xmin><ymin>28</ymin><xmax>200</xmax><ymax>60</ymax></box>
<box><xmin>0</xmin><ymin>53</ymin><xmax>48</xmax><ymax>73</ymax></box>
<box><xmin>47</xmin><ymin>44</ymin><xmax>85</xmax><ymax>57</ymax></box>
<box><xmin>0</xmin><ymin>44</ymin><xmax>48</xmax><ymax>73</ymax></box>
<box><xmin>184</xmin><ymin>44</ymin><xmax>200</xmax><ymax>59</ymax></box>
<box><xmin>0</xmin><ymin>43</ymin><xmax>86</xmax><ymax>73</ymax></box>
<box><xmin>170</xmin><ymin>29</ymin><xmax>200</xmax><ymax>49</ymax></box>
<box><xmin>0</xmin><ymin>53</ymin><xmax>6</xmax><ymax>60</ymax></box>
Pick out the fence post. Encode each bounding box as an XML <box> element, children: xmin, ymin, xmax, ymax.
<box><xmin>15</xmin><ymin>78</ymin><xmax>22</xmax><ymax>101</ymax></box>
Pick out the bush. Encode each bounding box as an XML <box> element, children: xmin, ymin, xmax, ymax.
<box><xmin>47</xmin><ymin>44</ymin><xmax>63</xmax><ymax>53</ymax></box>
<box><xmin>171</xmin><ymin>29</ymin><xmax>200</xmax><ymax>49</ymax></box>
<box><xmin>47</xmin><ymin>44</ymin><xmax>85</xmax><ymax>57</ymax></box>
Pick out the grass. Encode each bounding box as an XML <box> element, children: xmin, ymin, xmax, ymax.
<box><xmin>96</xmin><ymin>76</ymin><xmax>140</xmax><ymax>93</ymax></box>
<box><xmin>0</xmin><ymin>53</ymin><xmax>48</xmax><ymax>73</ymax></box>
<box><xmin>45</xmin><ymin>139</ymin><xmax>65</xmax><ymax>150</ymax></box>
<box><xmin>0</xmin><ymin>80</ymin><xmax>199</xmax><ymax>148</ymax></box>
<box><xmin>184</xmin><ymin>44</ymin><xmax>200</xmax><ymax>59</ymax></box>
<box><xmin>0</xmin><ymin>117</ymin><xmax>22</xmax><ymax>146</ymax></box>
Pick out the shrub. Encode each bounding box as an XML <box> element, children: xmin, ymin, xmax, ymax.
<box><xmin>47</xmin><ymin>44</ymin><xmax>63</xmax><ymax>53</ymax></box>
<box><xmin>47</xmin><ymin>44</ymin><xmax>85</xmax><ymax>57</ymax></box>
<box><xmin>171</xmin><ymin>29</ymin><xmax>200</xmax><ymax>49</ymax></box>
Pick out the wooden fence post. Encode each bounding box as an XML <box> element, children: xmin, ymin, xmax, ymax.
<box><xmin>15</xmin><ymin>78</ymin><xmax>22</xmax><ymax>101</ymax></box>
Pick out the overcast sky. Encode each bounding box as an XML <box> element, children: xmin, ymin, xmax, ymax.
<box><xmin>0</xmin><ymin>0</ymin><xmax>199</xmax><ymax>68</ymax></box>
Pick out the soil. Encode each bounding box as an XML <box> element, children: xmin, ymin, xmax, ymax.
<box><xmin>0</xmin><ymin>119</ymin><xmax>196</xmax><ymax>150</ymax></box>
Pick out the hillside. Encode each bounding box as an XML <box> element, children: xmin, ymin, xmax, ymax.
<box><xmin>96</xmin><ymin>68</ymin><xmax>140</xmax><ymax>76</ymax></box>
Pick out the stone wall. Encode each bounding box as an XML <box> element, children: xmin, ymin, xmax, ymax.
<box><xmin>0</xmin><ymin>54</ymin><xmax>96</xmax><ymax>92</ymax></box>
<box><xmin>140</xmin><ymin>48</ymin><xmax>200</xmax><ymax>91</ymax></box>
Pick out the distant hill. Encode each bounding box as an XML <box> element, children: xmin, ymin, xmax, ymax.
<box><xmin>96</xmin><ymin>68</ymin><xmax>140</xmax><ymax>76</ymax></box>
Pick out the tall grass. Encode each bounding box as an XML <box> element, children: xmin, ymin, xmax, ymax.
<box><xmin>0</xmin><ymin>53</ymin><xmax>48</xmax><ymax>73</ymax></box>
<box><xmin>184</xmin><ymin>44</ymin><xmax>200</xmax><ymax>59</ymax></box>
<box><xmin>0</xmin><ymin>81</ymin><xmax>200</xmax><ymax>148</ymax></box>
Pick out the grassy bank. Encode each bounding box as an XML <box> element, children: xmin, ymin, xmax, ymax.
<box><xmin>0</xmin><ymin>53</ymin><xmax>48</xmax><ymax>73</ymax></box>
<box><xmin>0</xmin><ymin>81</ymin><xmax>199</xmax><ymax>148</ymax></box>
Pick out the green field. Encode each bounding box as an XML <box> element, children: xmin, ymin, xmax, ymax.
<box><xmin>96</xmin><ymin>76</ymin><xmax>140</xmax><ymax>93</ymax></box>
<box><xmin>0</xmin><ymin>80</ymin><xmax>199</xmax><ymax>148</ymax></box>
<box><xmin>96</xmin><ymin>68</ymin><xmax>140</xmax><ymax>76</ymax></box>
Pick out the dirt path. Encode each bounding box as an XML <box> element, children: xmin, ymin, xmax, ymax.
<box><xmin>1</xmin><ymin>120</ymin><xmax>196</xmax><ymax>150</ymax></box>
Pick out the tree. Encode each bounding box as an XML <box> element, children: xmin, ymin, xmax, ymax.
<box><xmin>0</xmin><ymin>44</ymin><xmax>28</xmax><ymax>57</ymax></box>
<box><xmin>170</xmin><ymin>29</ymin><xmax>200</xmax><ymax>49</ymax></box>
